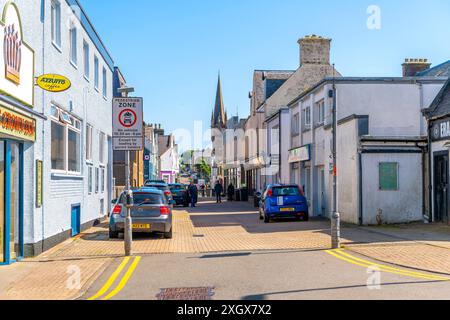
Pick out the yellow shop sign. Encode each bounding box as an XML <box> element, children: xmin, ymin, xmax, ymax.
<box><xmin>0</xmin><ymin>105</ymin><xmax>36</xmax><ymax>142</ymax></box>
<box><xmin>36</xmin><ymin>74</ymin><xmax>71</xmax><ymax>93</ymax></box>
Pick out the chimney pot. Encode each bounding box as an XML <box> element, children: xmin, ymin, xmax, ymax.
<box><xmin>402</xmin><ymin>58</ymin><xmax>432</xmax><ymax>77</ymax></box>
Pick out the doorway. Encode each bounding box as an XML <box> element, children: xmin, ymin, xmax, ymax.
<box><xmin>0</xmin><ymin>140</ymin><xmax>23</xmax><ymax>264</ymax></box>
<box><xmin>71</xmin><ymin>205</ymin><xmax>81</xmax><ymax>237</ymax></box>
<box><xmin>434</xmin><ymin>152</ymin><xmax>449</xmax><ymax>224</ymax></box>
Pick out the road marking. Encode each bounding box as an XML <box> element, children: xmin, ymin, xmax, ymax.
<box><xmin>88</xmin><ymin>257</ymin><xmax>131</xmax><ymax>300</ymax></box>
<box><xmin>102</xmin><ymin>256</ymin><xmax>142</xmax><ymax>300</ymax></box>
<box><xmin>325</xmin><ymin>249</ymin><xmax>450</xmax><ymax>282</ymax></box>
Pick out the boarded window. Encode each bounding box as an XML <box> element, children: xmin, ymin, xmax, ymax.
<box><xmin>379</xmin><ymin>162</ymin><xmax>399</xmax><ymax>191</ymax></box>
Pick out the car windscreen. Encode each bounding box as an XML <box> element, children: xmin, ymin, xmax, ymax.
<box><xmin>145</xmin><ymin>185</ymin><xmax>167</xmax><ymax>192</ymax></box>
<box><xmin>170</xmin><ymin>185</ymin><xmax>185</xmax><ymax>191</ymax></box>
<box><xmin>132</xmin><ymin>193</ymin><xmax>165</xmax><ymax>205</ymax></box>
<box><xmin>272</xmin><ymin>187</ymin><xmax>300</xmax><ymax>197</ymax></box>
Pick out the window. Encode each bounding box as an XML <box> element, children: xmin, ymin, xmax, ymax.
<box><xmin>83</xmin><ymin>41</ymin><xmax>90</xmax><ymax>79</ymax></box>
<box><xmin>88</xmin><ymin>166</ymin><xmax>93</xmax><ymax>194</ymax></box>
<box><xmin>316</xmin><ymin>100</ymin><xmax>325</xmax><ymax>124</ymax></box>
<box><xmin>101</xmin><ymin>168</ymin><xmax>105</xmax><ymax>193</ymax></box>
<box><xmin>95</xmin><ymin>167</ymin><xmax>99</xmax><ymax>193</ymax></box>
<box><xmin>86</xmin><ymin>124</ymin><xmax>93</xmax><ymax>162</ymax></box>
<box><xmin>292</xmin><ymin>113</ymin><xmax>300</xmax><ymax>135</ymax></box>
<box><xmin>70</xmin><ymin>25</ymin><xmax>77</xmax><ymax>66</ymax></box>
<box><xmin>94</xmin><ymin>56</ymin><xmax>99</xmax><ymax>90</ymax></box>
<box><xmin>102</xmin><ymin>67</ymin><xmax>107</xmax><ymax>98</ymax></box>
<box><xmin>51</xmin><ymin>0</ymin><xmax>61</xmax><ymax>48</ymax></box>
<box><xmin>99</xmin><ymin>132</ymin><xmax>106</xmax><ymax>165</ymax></box>
<box><xmin>379</xmin><ymin>162</ymin><xmax>399</xmax><ymax>191</ymax></box>
<box><xmin>51</xmin><ymin>106</ymin><xmax>81</xmax><ymax>174</ymax></box>
<box><xmin>303</xmin><ymin>106</ymin><xmax>311</xmax><ymax>128</ymax></box>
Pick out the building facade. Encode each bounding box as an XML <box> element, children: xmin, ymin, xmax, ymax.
<box><xmin>159</xmin><ymin>133</ymin><xmax>179</xmax><ymax>184</ymax></box>
<box><xmin>0</xmin><ymin>0</ymin><xmax>116</xmax><ymax>264</ymax></box>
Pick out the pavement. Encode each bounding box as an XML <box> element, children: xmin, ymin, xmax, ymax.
<box><xmin>1</xmin><ymin>198</ymin><xmax>450</xmax><ymax>300</ymax></box>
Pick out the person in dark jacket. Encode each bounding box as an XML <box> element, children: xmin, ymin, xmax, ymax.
<box><xmin>188</xmin><ymin>182</ymin><xmax>198</xmax><ymax>208</ymax></box>
<box><xmin>227</xmin><ymin>183</ymin><xmax>235</xmax><ymax>202</ymax></box>
<box><xmin>214</xmin><ymin>181</ymin><xmax>224</xmax><ymax>203</ymax></box>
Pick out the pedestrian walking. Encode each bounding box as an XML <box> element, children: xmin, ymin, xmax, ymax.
<box><xmin>227</xmin><ymin>183</ymin><xmax>235</xmax><ymax>202</ymax></box>
<box><xmin>188</xmin><ymin>182</ymin><xmax>198</xmax><ymax>208</ymax></box>
<box><xmin>214</xmin><ymin>181</ymin><xmax>224</xmax><ymax>203</ymax></box>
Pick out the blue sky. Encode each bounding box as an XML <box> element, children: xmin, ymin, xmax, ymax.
<box><xmin>81</xmin><ymin>0</ymin><xmax>450</xmax><ymax>147</ymax></box>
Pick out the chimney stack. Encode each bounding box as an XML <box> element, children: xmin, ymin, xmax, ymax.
<box><xmin>402</xmin><ymin>58</ymin><xmax>431</xmax><ymax>77</ymax></box>
<box><xmin>298</xmin><ymin>35</ymin><xmax>331</xmax><ymax>66</ymax></box>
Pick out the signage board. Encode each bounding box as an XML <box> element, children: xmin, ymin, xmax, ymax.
<box><xmin>431</xmin><ymin>117</ymin><xmax>450</xmax><ymax>142</ymax></box>
<box><xmin>0</xmin><ymin>105</ymin><xmax>36</xmax><ymax>141</ymax></box>
<box><xmin>289</xmin><ymin>145</ymin><xmax>311</xmax><ymax>163</ymax></box>
<box><xmin>36</xmin><ymin>74</ymin><xmax>71</xmax><ymax>92</ymax></box>
<box><xmin>112</xmin><ymin>97</ymin><xmax>143</xmax><ymax>151</ymax></box>
<box><xmin>0</xmin><ymin>2</ymin><xmax>34</xmax><ymax>106</ymax></box>
<box><xmin>36</xmin><ymin>160</ymin><xmax>43</xmax><ymax>208</ymax></box>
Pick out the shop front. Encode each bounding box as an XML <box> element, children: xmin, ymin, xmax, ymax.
<box><xmin>0</xmin><ymin>1</ymin><xmax>37</xmax><ymax>264</ymax></box>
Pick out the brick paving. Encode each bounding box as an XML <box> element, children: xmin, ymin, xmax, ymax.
<box><xmin>2</xmin><ymin>199</ymin><xmax>450</xmax><ymax>299</ymax></box>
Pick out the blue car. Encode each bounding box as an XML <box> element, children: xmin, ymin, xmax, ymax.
<box><xmin>259</xmin><ymin>184</ymin><xmax>309</xmax><ymax>223</ymax></box>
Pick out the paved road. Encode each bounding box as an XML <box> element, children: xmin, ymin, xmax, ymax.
<box><xmin>81</xmin><ymin>200</ymin><xmax>450</xmax><ymax>300</ymax></box>
<box><xmin>83</xmin><ymin>248</ymin><xmax>450</xmax><ymax>300</ymax></box>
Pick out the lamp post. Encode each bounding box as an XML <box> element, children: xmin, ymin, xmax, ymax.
<box><xmin>117</xmin><ymin>86</ymin><xmax>135</xmax><ymax>256</ymax></box>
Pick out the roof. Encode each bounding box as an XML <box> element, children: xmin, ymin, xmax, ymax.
<box><xmin>287</xmin><ymin>76</ymin><xmax>449</xmax><ymax>108</ymax></box>
<box><xmin>66</xmin><ymin>0</ymin><xmax>114</xmax><ymax>71</ymax></box>
<box><xmin>423</xmin><ymin>77</ymin><xmax>450</xmax><ymax>119</ymax></box>
<box><xmin>416</xmin><ymin>60</ymin><xmax>450</xmax><ymax>77</ymax></box>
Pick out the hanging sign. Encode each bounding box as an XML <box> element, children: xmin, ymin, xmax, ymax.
<box><xmin>36</xmin><ymin>74</ymin><xmax>71</xmax><ymax>93</ymax></box>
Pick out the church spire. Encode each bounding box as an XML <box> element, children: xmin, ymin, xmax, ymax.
<box><xmin>212</xmin><ymin>73</ymin><xmax>227</xmax><ymax>128</ymax></box>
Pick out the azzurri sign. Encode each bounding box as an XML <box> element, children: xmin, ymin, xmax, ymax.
<box><xmin>431</xmin><ymin>117</ymin><xmax>450</xmax><ymax>142</ymax></box>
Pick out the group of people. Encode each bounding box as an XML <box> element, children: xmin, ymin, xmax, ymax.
<box><xmin>186</xmin><ymin>180</ymin><xmax>236</xmax><ymax>207</ymax></box>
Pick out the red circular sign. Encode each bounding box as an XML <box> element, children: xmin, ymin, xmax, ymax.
<box><xmin>119</xmin><ymin>109</ymin><xmax>137</xmax><ymax>128</ymax></box>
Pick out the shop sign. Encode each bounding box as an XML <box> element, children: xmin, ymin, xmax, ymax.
<box><xmin>36</xmin><ymin>160</ymin><xmax>43</xmax><ymax>208</ymax></box>
<box><xmin>431</xmin><ymin>117</ymin><xmax>450</xmax><ymax>142</ymax></box>
<box><xmin>0</xmin><ymin>105</ymin><xmax>36</xmax><ymax>141</ymax></box>
<box><xmin>289</xmin><ymin>145</ymin><xmax>311</xmax><ymax>163</ymax></box>
<box><xmin>36</xmin><ymin>74</ymin><xmax>71</xmax><ymax>93</ymax></box>
<box><xmin>0</xmin><ymin>2</ymin><xmax>34</xmax><ymax>106</ymax></box>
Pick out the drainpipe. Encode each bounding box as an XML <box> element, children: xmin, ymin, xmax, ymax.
<box><xmin>427</xmin><ymin>121</ymin><xmax>433</xmax><ymax>223</ymax></box>
<box><xmin>40</xmin><ymin>0</ymin><xmax>46</xmax><ymax>255</ymax></box>
<box><xmin>358</xmin><ymin>148</ymin><xmax>363</xmax><ymax>226</ymax></box>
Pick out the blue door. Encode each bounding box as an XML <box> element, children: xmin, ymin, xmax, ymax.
<box><xmin>71</xmin><ymin>205</ymin><xmax>81</xmax><ymax>237</ymax></box>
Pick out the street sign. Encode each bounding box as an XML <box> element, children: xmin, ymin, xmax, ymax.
<box><xmin>113</xmin><ymin>97</ymin><xmax>143</xmax><ymax>151</ymax></box>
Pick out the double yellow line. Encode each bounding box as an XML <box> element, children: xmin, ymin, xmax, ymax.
<box><xmin>326</xmin><ymin>249</ymin><xmax>450</xmax><ymax>282</ymax></box>
<box><xmin>88</xmin><ymin>256</ymin><xmax>142</xmax><ymax>300</ymax></box>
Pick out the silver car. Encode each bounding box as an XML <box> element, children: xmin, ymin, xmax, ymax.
<box><xmin>109</xmin><ymin>188</ymin><xmax>173</xmax><ymax>239</ymax></box>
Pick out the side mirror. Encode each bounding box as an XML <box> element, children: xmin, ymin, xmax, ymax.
<box><xmin>111</xmin><ymin>199</ymin><xmax>117</xmax><ymax>205</ymax></box>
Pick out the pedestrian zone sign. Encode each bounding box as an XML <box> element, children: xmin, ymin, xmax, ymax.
<box><xmin>113</xmin><ymin>97</ymin><xmax>143</xmax><ymax>151</ymax></box>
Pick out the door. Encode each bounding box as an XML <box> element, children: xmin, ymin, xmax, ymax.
<box><xmin>71</xmin><ymin>205</ymin><xmax>81</xmax><ymax>237</ymax></box>
<box><xmin>9</xmin><ymin>142</ymin><xmax>21</xmax><ymax>260</ymax></box>
<box><xmin>434</xmin><ymin>153</ymin><xmax>449</xmax><ymax>223</ymax></box>
<box><xmin>0</xmin><ymin>141</ymin><xmax>4</xmax><ymax>263</ymax></box>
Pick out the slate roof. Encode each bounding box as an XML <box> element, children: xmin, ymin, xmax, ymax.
<box><xmin>417</xmin><ymin>60</ymin><xmax>450</xmax><ymax>77</ymax></box>
<box><xmin>423</xmin><ymin>76</ymin><xmax>450</xmax><ymax>119</ymax></box>
<box><xmin>265</xmin><ymin>79</ymin><xmax>288</xmax><ymax>100</ymax></box>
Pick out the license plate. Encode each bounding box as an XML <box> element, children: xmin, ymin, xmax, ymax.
<box><xmin>280</xmin><ymin>208</ymin><xmax>295</xmax><ymax>212</ymax></box>
<box><xmin>132</xmin><ymin>224</ymin><xmax>151</xmax><ymax>229</ymax></box>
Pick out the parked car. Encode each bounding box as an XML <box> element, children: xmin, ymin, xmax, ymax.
<box><xmin>259</xmin><ymin>184</ymin><xmax>309</xmax><ymax>223</ymax></box>
<box><xmin>144</xmin><ymin>181</ymin><xmax>174</xmax><ymax>203</ymax></box>
<box><xmin>109</xmin><ymin>188</ymin><xmax>173</xmax><ymax>239</ymax></box>
<box><xmin>145</xmin><ymin>180</ymin><xmax>167</xmax><ymax>185</ymax></box>
<box><xmin>169</xmin><ymin>183</ymin><xmax>190</xmax><ymax>207</ymax></box>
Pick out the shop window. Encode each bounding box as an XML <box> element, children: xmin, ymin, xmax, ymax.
<box><xmin>379</xmin><ymin>162</ymin><xmax>399</xmax><ymax>191</ymax></box>
<box><xmin>51</xmin><ymin>0</ymin><xmax>61</xmax><ymax>48</ymax></box>
<box><xmin>51</xmin><ymin>106</ymin><xmax>81</xmax><ymax>174</ymax></box>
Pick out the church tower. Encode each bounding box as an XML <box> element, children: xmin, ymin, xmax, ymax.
<box><xmin>211</xmin><ymin>74</ymin><xmax>227</xmax><ymax>129</ymax></box>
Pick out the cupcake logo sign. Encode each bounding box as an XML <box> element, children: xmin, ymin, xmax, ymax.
<box><xmin>4</xmin><ymin>23</ymin><xmax>21</xmax><ymax>85</ymax></box>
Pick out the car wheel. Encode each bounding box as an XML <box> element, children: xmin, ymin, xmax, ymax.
<box><xmin>164</xmin><ymin>228</ymin><xmax>173</xmax><ymax>239</ymax></box>
<box><xmin>303</xmin><ymin>214</ymin><xmax>310</xmax><ymax>222</ymax></box>
<box><xmin>109</xmin><ymin>229</ymin><xmax>119</xmax><ymax>239</ymax></box>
